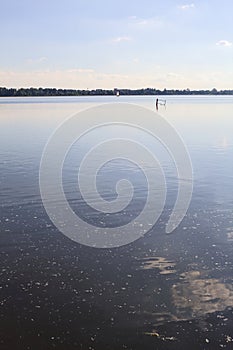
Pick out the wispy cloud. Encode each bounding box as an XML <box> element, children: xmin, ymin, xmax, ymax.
<box><xmin>26</xmin><ymin>57</ymin><xmax>47</xmax><ymax>64</ymax></box>
<box><xmin>0</xmin><ymin>69</ymin><xmax>130</xmax><ymax>89</ymax></box>
<box><xmin>178</xmin><ymin>3</ymin><xmax>195</xmax><ymax>10</ymax></box>
<box><xmin>216</xmin><ymin>40</ymin><xmax>232</xmax><ymax>47</ymax></box>
<box><xmin>112</xmin><ymin>36</ymin><xmax>132</xmax><ymax>43</ymax></box>
<box><xmin>67</xmin><ymin>68</ymin><xmax>95</xmax><ymax>73</ymax></box>
<box><xmin>166</xmin><ymin>72</ymin><xmax>184</xmax><ymax>79</ymax></box>
<box><xmin>129</xmin><ymin>16</ymin><xmax>163</xmax><ymax>28</ymax></box>
<box><xmin>1</xmin><ymin>68</ymin><xmax>233</xmax><ymax>90</ymax></box>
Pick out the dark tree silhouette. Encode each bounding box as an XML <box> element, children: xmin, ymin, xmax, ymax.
<box><xmin>0</xmin><ymin>87</ymin><xmax>232</xmax><ymax>97</ymax></box>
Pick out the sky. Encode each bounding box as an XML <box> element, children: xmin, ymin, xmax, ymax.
<box><xmin>0</xmin><ymin>0</ymin><xmax>232</xmax><ymax>90</ymax></box>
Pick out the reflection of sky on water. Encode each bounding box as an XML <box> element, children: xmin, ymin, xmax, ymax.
<box><xmin>0</xmin><ymin>96</ymin><xmax>233</xmax><ymax>349</ymax></box>
<box><xmin>139</xmin><ymin>256</ymin><xmax>233</xmax><ymax>324</ymax></box>
<box><xmin>138</xmin><ymin>257</ymin><xmax>176</xmax><ymax>275</ymax></box>
<box><xmin>172</xmin><ymin>270</ymin><xmax>233</xmax><ymax>319</ymax></box>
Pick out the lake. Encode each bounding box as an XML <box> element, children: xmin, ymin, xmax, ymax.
<box><xmin>0</xmin><ymin>95</ymin><xmax>233</xmax><ymax>349</ymax></box>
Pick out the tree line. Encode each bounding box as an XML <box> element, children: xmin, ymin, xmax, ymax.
<box><xmin>0</xmin><ymin>87</ymin><xmax>232</xmax><ymax>97</ymax></box>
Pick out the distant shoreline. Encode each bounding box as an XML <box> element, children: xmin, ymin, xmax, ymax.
<box><xmin>0</xmin><ymin>87</ymin><xmax>232</xmax><ymax>97</ymax></box>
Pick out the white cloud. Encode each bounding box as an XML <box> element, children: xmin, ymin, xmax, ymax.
<box><xmin>67</xmin><ymin>68</ymin><xmax>95</xmax><ymax>73</ymax></box>
<box><xmin>26</xmin><ymin>57</ymin><xmax>47</xmax><ymax>64</ymax></box>
<box><xmin>112</xmin><ymin>36</ymin><xmax>132</xmax><ymax>43</ymax></box>
<box><xmin>129</xmin><ymin>16</ymin><xmax>163</xmax><ymax>29</ymax></box>
<box><xmin>166</xmin><ymin>72</ymin><xmax>184</xmax><ymax>79</ymax></box>
<box><xmin>216</xmin><ymin>40</ymin><xmax>232</xmax><ymax>47</ymax></box>
<box><xmin>178</xmin><ymin>3</ymin><xmax>195</xmax><ymax>10</ymax></box>
<box><xmin>0</xmin><ymin>69</ymin><xmax>130</xmax><ymax>89</ymax></box>
<box><xmin>1</xmin><ymin>68</ymin><xmax>233</xmax><ymax>90</ymax></box>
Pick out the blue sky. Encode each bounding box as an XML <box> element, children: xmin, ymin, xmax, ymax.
<box><xmin>1</xmin><ymin>0</ymin><xmax>232</xmax><ymax>89</ymax></box>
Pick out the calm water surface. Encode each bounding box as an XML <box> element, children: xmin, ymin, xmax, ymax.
<box><xmin>0</xmin><ymin>96</ymin><xmax>233</xmax><ymax>349</ymax></box>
